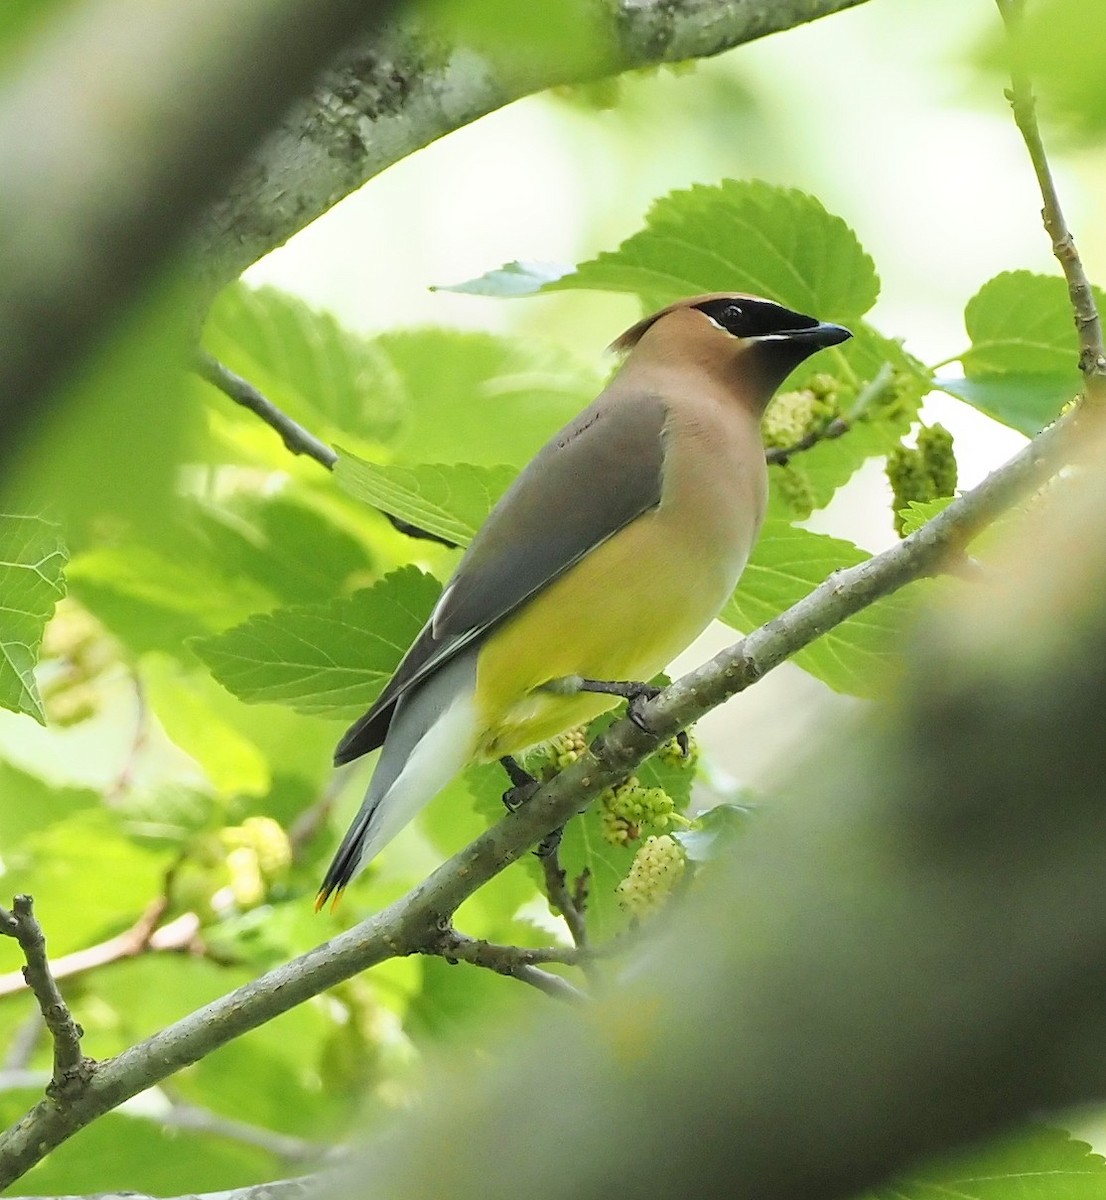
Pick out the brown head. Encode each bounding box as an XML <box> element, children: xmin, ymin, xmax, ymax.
<box><xmin>609</xmin><ymin>292</ymin><xmax>852</xmax><ymax>412</ymax></box>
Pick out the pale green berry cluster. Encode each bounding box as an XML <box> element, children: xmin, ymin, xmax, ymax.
<box><xmin>600</xmin><ymin>777</ymin><xmax>676</xmax><ymax>846</ymax></box>
<box><xmin>174</xmin><ymin>816</ymin><xmax>292</xmax><ymax>918</ymax></box>
<box><xmin>616</xmin><ymin>835</ymin><xmax>687</xmax><ymax>918</ymax></box>
<box><xmin>886</xmin><ymin>423</ymin><xmax>958</xmax><ymax>535</ymax></box>
<box><xmin>39</xmin><ymin>600</ymin><xmax>117</xmax><ymax>727</ymax></box>
<box><xmin>546</xmin><ymin>725</ymin><xmax>588</xmax><ymax>770</ymax></box>
<box><xmin>658</xmin><ymin>730</ymin><xmax>700</xmax><ymax>769</ymax></box>
<box><xmin>774</xmin><ymin>463</ymin><xmax>816</xmax><ymax>519</ymax></box>
<box><xmin>761</xmin><ymin>373</ymin><xmax>841</xmax><ymax>451</ymax></box>
<box><xmin>222</xmin><ymin>816</ymin><xmax>292</xmax><ymax>880</ymax></box>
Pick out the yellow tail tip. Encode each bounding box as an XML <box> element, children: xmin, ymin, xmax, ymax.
<box><xmin>314</xmin><ymin>886</ymin><xmax>345</xmax><ymax>914</ymax></box>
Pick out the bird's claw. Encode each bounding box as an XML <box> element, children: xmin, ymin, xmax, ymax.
<box><xmin>500</xmin><ymin>755</ymin><xmax>540</xmax><ymax>811</ymax></box>
<box><xmin>534</xmin><ymin>826</ymin><xmax>564</xmax><ymax>858</ymax></box>
<box><xmin>503</xmin><ymin>779</ymin><xmax>540</xmax><ymax>812</ymax></box>
<box><xmin>626</xmin><ymin>683</ymin><xmax>662</xmax><ymax>733</ymax></box>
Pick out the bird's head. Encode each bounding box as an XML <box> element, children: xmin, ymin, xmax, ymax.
<box><xmin>610</xmin><ymin>292</ymin><xmax>852</xmax><ymax>407</ymax></box>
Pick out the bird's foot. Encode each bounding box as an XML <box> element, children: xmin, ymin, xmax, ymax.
<box><xmin>576</xmin><ymin>677</ymin><xmax>661</xmax><ymax>733</ymax></box>
<box><xmin>534</xmin><ymin>824</ymin><xmax>564</xmax><ymax>859</ymax></box>
<box><xmin>500</xmin><ymin>755</ymin><xmax>540</xmax><ymax>811</ymax></box>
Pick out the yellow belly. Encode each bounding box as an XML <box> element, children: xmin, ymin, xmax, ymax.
<box><xmin>472</xmin><ymin>506</ymin><xmax>745</xmax><ymax>759</ymax></box>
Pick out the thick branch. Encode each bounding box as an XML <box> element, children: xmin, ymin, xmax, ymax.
<box><xmin>0</xmin><ymin>405</ymin><xmax>1074</xmax><ymax>1190</ymax></box>
<box><xmin>997</xmin><ymin>0</ymin><xmax>1106</xmax><ymax>402</ymax></box>
<box><xmin>193</xmin><ymin>0</ymin><xmax>872</xmax><ymax>293</ymax></box>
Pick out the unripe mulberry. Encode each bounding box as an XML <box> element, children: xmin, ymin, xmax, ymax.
<box><xmin>616</xmin><ymin>835</ymin><xmax>687</xmax><ymax>918</ymax></box>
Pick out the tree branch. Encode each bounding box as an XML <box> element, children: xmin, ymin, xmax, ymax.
<box><xmin>997</xmin><ymin>0</ymin><xmax>1106</xmax><ymax>402</ymax></box>
<box><xmin>0</xmin><ymin>0</ymin><xmax>400</xmax><ymax>469</ymax></box>
<box><xmin>0</xmin><ymin>403</ymin><xmax>1076</xmax><ymax>1190</ymax></box>
<box><xmin>540</xmin><ymin>846</ymin><xmax>591</xmax><ymax>953</ymax></box>
<box><xmin>193</xmin><ymin>0</ymin><xmax>873</xmax><ymax>294</ymax></box>
<box><xmin>303</xmin><ymin>414</ymin><xmax>1106</xmax><ymax>1200</ymax></box>
<box><xmin>4</xmin><ymin>1178</ymin><xmax>324</xmax><ymax>1200</ymax></box>
<box><xmin>196</xmin><ymin>352</ymin><xmax>338</xmax><ymax>469</ymax></box>
<box><xmin>153</xmin><ymin>1092</ymin><xmax>335</xmax><ymax>1165</ymax></box>
<box><xmin>432</xmin><ymin>930</ymin><xmax>587</xmax><ymax>1004</ymax></box>
<box><xmin>0</xmin><ymin>897</ymin><xmax>89</xmax><ymax>1096</ymax></box>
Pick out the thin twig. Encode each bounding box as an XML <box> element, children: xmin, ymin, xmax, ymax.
<box><xmin>765</xmin><ymin>362</ymin><xmax>897</xmax><ymax>466</ymax></box>
<box><xmin>433</xmin><ymin>930</ymin><xmax>587</xmax><ymax>1005</ymax></box>
<box><xmin>541</xmin><ymin>844</ymin><xmax>590</xmax><ymax>951</ymax></box>
<box><xmin>195</xmin><ymin>351</ymin><xmax>455</xmax><ymax>546</ymax></box>
<box><xmin>0</xmin><ymin>897</ymin><xmax>90</xmax><ymax>1095</ymax></box>
<box><xmin>997</xmin><ymin>0</ymin><xmax>1106</xmax><ymax>402</ymax></box>
<box><xmin>104</xmin><ymin>669</ymin><xmax>149</xmax><ymax>802</ymax></box>
<box><xmin>509</xmin><ymin>964</ymin><xmax>588</xmax><ymax>1004</ymax></box>
<box><xmin>0</xmin><ymin>904</ymin><xmax>200</xmax><ymax>1000</ymax></box>
<box><xmin>157</xmin><ymin>1090</ymin><xmax>338</xmax><ymax>1164</ymax></box>
<box><xmin>196</xmin><ymin>351</ymin><xmax>337</xmax><ymax>468</ymax></box>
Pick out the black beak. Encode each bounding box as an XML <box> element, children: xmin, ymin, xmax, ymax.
<box><xmin>774</xmin><ymin>321</ymin><xmax>852</xmax><ymax>349</ymax></box>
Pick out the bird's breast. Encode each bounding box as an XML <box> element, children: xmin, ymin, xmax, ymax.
<box><xmin>472</xmin><ymin>397</ymin><xmax>766</xmax><ymax>759</ymax></box>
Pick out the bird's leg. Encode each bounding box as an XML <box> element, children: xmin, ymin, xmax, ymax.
<box><xmin>572</xmin><ymin>677</ymin><xmax>662</xmax><ymax>733</ymax></box>
<box><xmin>500</xmin><ymin>754</ymin><xmax>541</xmax><ymax>811</ymax></box>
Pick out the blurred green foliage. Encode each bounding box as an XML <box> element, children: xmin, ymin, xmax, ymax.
<box><xmin>0</xmin><ymin>5</ymin><xmax>1102</xmax><ymax>1197</ymax></box>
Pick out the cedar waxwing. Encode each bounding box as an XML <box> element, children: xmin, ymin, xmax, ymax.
<box><xmin>317</xmin><ymin>293</ymin><xmax>851</xmax><ymax>906</ymax></box>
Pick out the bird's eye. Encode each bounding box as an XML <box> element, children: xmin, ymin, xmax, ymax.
<box><xmin>723</xmin><ymin>304</ymin><xmax>743</xmax><ymax>322</ymax></box>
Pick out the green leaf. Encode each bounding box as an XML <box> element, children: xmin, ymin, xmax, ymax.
<box><xmin>962</xmin><ymin>272</ymin><xmax>1090</xmax><ymax>374</ymax></box>
<box><xmin>347</xmin><ymin>329</ymin><xmax>602</xmax><ymax>468</ymax></box>
<box><xmin>205</xmin><ymin>291</ymin><xmax>602</xmax><ymax>467</ymax></box>
<box><xmin>939</xmin><ymin>373</ymin><xmax>1073</xmax><ymax>438</ymax></box>
<box><xmin>0</xmin><ymin>759</ymin><xmax>98</xmax><ymax>851</ymax></box>
<box><xmin>335</xmin><ymin>451</ymin><xmax>514</xmax><ymax>548</ymax></box>
<box><xmin>191</xmin><ymin>492</ymin><xmax>376</xmax><ymax>607</ymax></box>
<box><xmin>953</xmin><ymin>271</ymin><xmax>1103</xmax><ymax>433</ymax></box>
<box><xmin>722</xmin><ymin>521</ymin><xmax>913</xmax><ymax>697</ymax></box>
<box><xmin>9</xmin><ymin>275</ymin><xmax>205</xmax><ymax>552</ymax></box>
<box><xmin>451</xmin><ymin>180</ymin><xmax>880</xmax><ymax>319</ymax></box>
<box><xmin>557</xmin><ymin>804</ymin><xmax>637</xmax><ymax>941</ymax></box>
<box><xmin>866</xmin><ymin>1126</ymin><xmax>1106</xmax><ymax>1200</ymax></box>
<box><xmin>193</xmin><ymin>567</ymin><xmax>441</xmax><ymax>719</ymax></box>
<box><xmin>68</xmin><ymin>543</ymin><xmax>271</xmax><ymax>657</ymax></box>
<box><xmin>439</xmin><ymin>260</ymin><xmax>573</xmax><ymax>297</ymax></box>
<box><xmin>898</xmin><ymin>497</ymin><xmax>954</xmax><ymax>538</ymax></box>
<box><xmin>0</xmin><ymin>515</ymin><xmax>68</xmax><ymax>723</ymax></box>
<box><xmin>674</xmin><ymin>803</ymin><xmax>754</xmax><ymax>864</ymax></box>
<box><xmin>141</xmin><ymin>655</ymin><xmax>271</xmax><ymax>796</ymax></box>
<box><xmin>202</xmin><ymin>283</ymin><xmax>401</xmax><ymax>442</ymax></box>
<box><xmin>17</xmin><ymin>1111</ymin><xmax>275</xmax><ymax>1198</ymax></box>
<box><xmin>423</xmin><ymin>0</ymin><xmax>614</xmax><ymax>78</ymax></box>
<box><xmin>1</xmin><ymin>807</ymin><xmax>169</xmax><ymax>955</ymax></box>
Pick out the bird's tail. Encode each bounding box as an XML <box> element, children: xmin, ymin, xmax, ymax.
<box><xmin>316</xmin><ymin>648</ymin><xmax>480</xmax><ymax>910</ymax></box>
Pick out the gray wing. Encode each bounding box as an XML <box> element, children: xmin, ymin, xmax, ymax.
<box><xmin>334</xmin><ymin>390</ymin><xmax>669</xmax><ymax>765</ymax></box>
